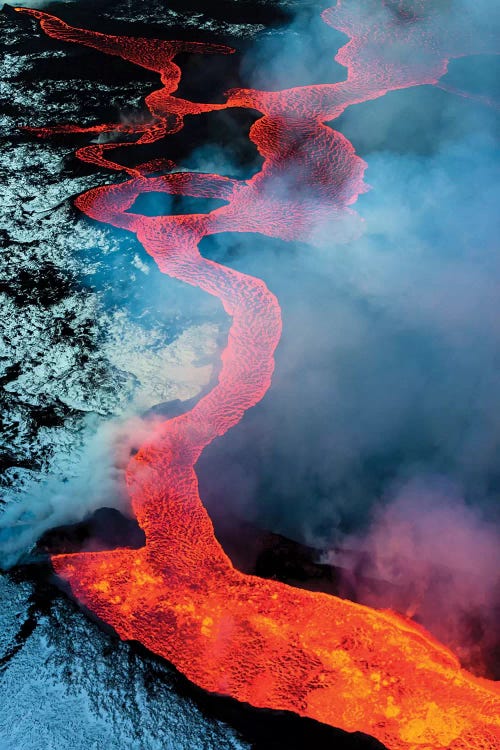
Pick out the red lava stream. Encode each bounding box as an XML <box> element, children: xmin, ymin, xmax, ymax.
<box><xmin>15</xmin><ymin>4</ymin><xmax>500</xmax><ymax>749</ymax></box>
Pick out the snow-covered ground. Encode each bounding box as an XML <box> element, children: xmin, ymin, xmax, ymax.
<box><xmin>0</xmin><ymin>575</ymin><xmax>248</xmax><ymax>750</ymax></box>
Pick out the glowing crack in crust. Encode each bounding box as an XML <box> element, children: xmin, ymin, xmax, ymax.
<box><xmin>15</xmin><ymin>4</ymin><xmax>500</xmax><ymax>749</ymax></box>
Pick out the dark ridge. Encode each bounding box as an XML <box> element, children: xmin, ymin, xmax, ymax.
<box><xmin>33</xmin><ymin>505</ymin><xmax>376</xmax><ymax>605</ymax></box>
<box><xmin>36</xmin><ymin>507</ymin><xmax>146</xmax><ymax>556</ymax></box>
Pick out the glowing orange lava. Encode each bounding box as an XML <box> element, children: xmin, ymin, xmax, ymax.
<box><xmin>15</xmin><ymin>4</ymin><xmax>500</xmax><ymax>748</ymax></box>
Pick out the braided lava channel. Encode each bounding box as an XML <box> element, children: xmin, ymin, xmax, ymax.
<box><xmin>15</xmin><ymin>4</ymin><xmax>500</xmax><ymax>749</ymax></box>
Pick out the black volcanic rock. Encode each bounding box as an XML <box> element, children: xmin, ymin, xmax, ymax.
<box><xmin>36</xmin><ymin>507</ymin><xmax>146</xmax><ymax>555</ymax></box>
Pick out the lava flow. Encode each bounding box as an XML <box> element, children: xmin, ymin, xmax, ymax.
<box><xmin>16</xmin><ymin>4</ymin><xmax>500</xmax><ymax>749</ymax></box>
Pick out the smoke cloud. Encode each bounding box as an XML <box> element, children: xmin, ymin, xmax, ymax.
<box><xmin>0</xmin><ymin>414</ymin><xmax>156</xmax><ymax>567</ymax></box>
<box><xmin>326</xmin><ymin>475</ymin><xmax>500</xmax><ymax>675</ymax></box>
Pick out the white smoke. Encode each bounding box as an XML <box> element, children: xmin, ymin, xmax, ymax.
<box><xmin>328</xmin><ymin>475</ymin><xmax>500</xmax><ymax>675</ymax></box>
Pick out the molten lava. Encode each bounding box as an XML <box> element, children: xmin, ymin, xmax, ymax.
<box><xmin>15</xmin><ymin>4</ymin><xmax>500</xmax><ymax>749</ymax></box>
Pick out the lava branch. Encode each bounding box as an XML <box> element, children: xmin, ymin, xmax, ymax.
<box><xmin>15</xmin><ymin>4</ymin><xmax>500</xmax><ymax>750</ymax></box>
